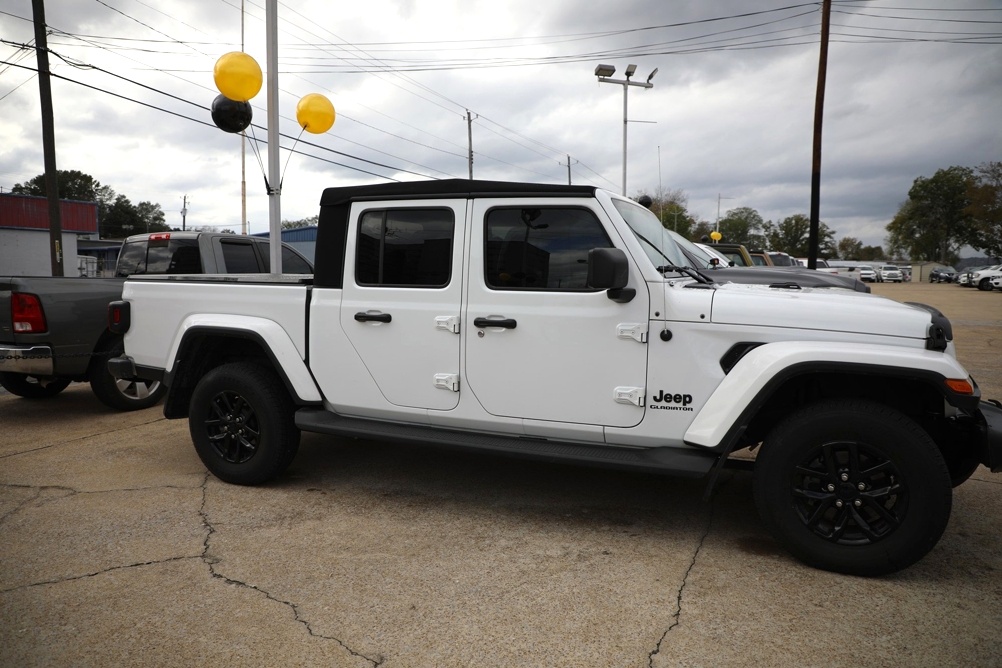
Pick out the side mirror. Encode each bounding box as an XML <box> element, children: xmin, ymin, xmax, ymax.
<box><xmin>587</xmin><ymin>248</ymin><xmax>629</xmax><ymax>289</ymax></box>
<box><xmin>587</xmin><ymin>248</ymin><xmax>635</xmax><ymax>303</ymax></box>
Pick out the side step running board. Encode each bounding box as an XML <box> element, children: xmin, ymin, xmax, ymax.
<box><xmin>294</xmin><ymin>408</ymin><xmax>715</xmax><ymax>478</ymax></box>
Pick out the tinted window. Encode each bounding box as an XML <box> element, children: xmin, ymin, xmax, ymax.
<box><xmin>115</xmin><ymin>241</ymin><xmax>147</xmax><ymax>277</ymax></box>
<box><xmin>258</xmin><ymin>244</ymin><xmax>314</xmax><ymax>274</ymax></box>
<box><xmin>485</xmin><ymin>207</ymin><xmax>612</xmax><ymax>290</ymax></box>
<box><xmin>356</xmin><ymin>209</ymin><xmax>454</xmax><ymax>287</ymax></box>
<box><xmin>116</xmin><ymin>238</ymin><xmax>200</xmax><ymax>276</ymax></box>
<box><xmin>220</xmin><ymin>241</ymin><xmax>261</xmax><ymax>272</ymax></box>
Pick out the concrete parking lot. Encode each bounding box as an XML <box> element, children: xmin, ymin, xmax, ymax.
<box><xmin>2</xmin><ymin>282</ymin><xmax>1000</xmax><ymax>667</ymax></box>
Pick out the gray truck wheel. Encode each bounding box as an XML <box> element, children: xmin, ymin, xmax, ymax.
<box><xmin>753</xmin><ymin>399</ymin><xmax>952</xmax><ymax>576</ymax></box>
<box><xmin>0</xmin><ymin>372</ymin><xmax>71</xmax><ymax>399</ymax></box>
<box><xmin>188</xmin><ymin>362</ymin><xmax>300</xmax><ymax>485</ymax></box>
<box><xmin>978</xmin><ymin>278</ymin><xmax>993</xmax><ymax>291</ymax></box>
<box><xmin>89</xmin><ymin>339</ymin><xmax>166</xmax><ymax>411</ymax></box>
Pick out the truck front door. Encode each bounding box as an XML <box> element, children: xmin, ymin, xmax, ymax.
<box><xmin>464</xmin><ymin>200</ymin><xmax>650</xmax><ymax>428</ymax></box>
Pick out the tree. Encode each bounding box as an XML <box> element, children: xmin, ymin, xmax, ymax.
<box><xmin>963</xmin><ymin>161</ymin><xmax>1002</xmax><ymax>259</ymax></box>
<box><xmin>11</xmin><ymin>169</ymin><xmax>114</xmax><ymax>208</ymax></box>
<box><xmin>836</xmin><ymin>236</ymin><xmax>863</xmax><ymax>260</ymax></box>
<box><xmin>715</xmin><ymin>207</ymin><xmax>767</xmax><ymax>249</ymax></box>
<box><xmin>886</xmin><ymin>166</ymin><xmax>975</xmax><ymax>263</ymax></box>
<box><xmin>11</xmin><ymin>169</ymin><xmax>168</xmax><ymax>239</ymax></box>
<box><xmin>764</xmin><ymin>214</ymin><xmax>836</xmax><ymax>257</ymax></box>
<box><xmin>635</xmin><ymin>187</ymin><xmax>699</xmax><ymax>239</ymax></box>
<box><xmin>858</xmin><ymin>245</ymin><xmax>885</xmax><ymax>262</ymax></box>
<box><xmin>282</xmin><ymin>215</ymin><xmax>318</xmax><ymax>229</ymax></box>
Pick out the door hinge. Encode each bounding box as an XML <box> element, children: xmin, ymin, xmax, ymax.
<box><xmin>434</xmin><ymin>373</ymin><xmax>460</xmax><ymax>392</ymax></box>
<box><xmin>614</xmin><ymin>386</ymin><xmax>645</xmax><ymax>407</ymax></box>
<box><xmin>617</xmin><ymin>323</ymin><xmax>647</xmax><ymax>343</ymax></box>
<box><xmin>435</xmin><ymin>315</ymin><xmax>461</xmax><ymax>334</ymax></box>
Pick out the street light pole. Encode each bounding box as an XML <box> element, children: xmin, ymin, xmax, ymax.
<box><xmin>595</xmin><ymin>64</ymin><xmax>656</xmax><ymax>196</ymax></box>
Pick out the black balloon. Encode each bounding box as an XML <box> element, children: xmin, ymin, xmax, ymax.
<box><xmin>211</xmin><ymin>94</ymin><xmax>252</xmax><ymax>133</ymax></box>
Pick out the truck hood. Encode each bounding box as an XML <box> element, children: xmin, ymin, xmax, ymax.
<box><xmin>709</xmin><ymin>282</ymin><xmax>932</xmax><ymax>341</ymax></box>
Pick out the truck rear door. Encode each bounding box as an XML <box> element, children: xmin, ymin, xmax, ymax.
<box><xmin>311</xmin><ymin>200</ymin><xmax>466</xmax><ymax>413</ymax></box>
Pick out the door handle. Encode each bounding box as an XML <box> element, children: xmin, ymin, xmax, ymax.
<box><xmin>474</xmin><ymin>317</ymin><xmax>517</xmax><ymax>329</ymax></box>
<box><xmin>354</xmin><ymin>312</ymin><xmax>392</xmax><ymax>323</ymax></box>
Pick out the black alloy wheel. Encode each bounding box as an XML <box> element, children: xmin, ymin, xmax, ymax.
<box><xmin>754</xmin><ymin>399</ymin><xmax>952</xmax><ymax>576</ymax></box>
<box><xmin>189</xmin><ymin>362</ymin><xmax>300</xmax><ymax>485</ymax></box>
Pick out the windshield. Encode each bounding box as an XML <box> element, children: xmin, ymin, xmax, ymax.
<box><xmin>611</xmin><ymin>199</ymin><xmax>689</xmax><ymax>271</ymax></box>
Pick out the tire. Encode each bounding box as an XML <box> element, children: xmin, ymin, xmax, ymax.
<box><xmin>0</xmin><ymin>372</ymin><xmax>71</xmax><ymax>399</ymax></box>
<box><xmin>978</xmin><ymin>278</ymin><xmax>993</xmax><ymax>291</ymax></box>
<box><xmin>188</xmin><ymin>362</ymin><xmax>300</xmax><ymax>485</ymax></box>
<box><xmin>89</xmin><ymin>338</ymin><xmax>167</xmax><ymax>411</ymax></box>
<box><xmin>753</xmin><ymin>399</ymin><xmax>952</xmax><ymax>576</ymax></box>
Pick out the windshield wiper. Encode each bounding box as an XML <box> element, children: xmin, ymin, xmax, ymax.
<box><xmin>629</xmin><ymin>227</ymin><xmax>712</xmax><ymax>284</ymax></box>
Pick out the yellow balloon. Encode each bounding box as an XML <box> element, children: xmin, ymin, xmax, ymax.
<box><xmin>213</xmin><ymin>52</ymin><xmax>262</xmax><ymax>102</ymax></box>
<box><xmin>296</xmin><ymin>93</ymin><xmax>336</xmax><ymax>134</ymax></box>
<box><xmin>710</xmin><ymin>230</ymin><xmax>722</xmax><ymax>241</ymax></box>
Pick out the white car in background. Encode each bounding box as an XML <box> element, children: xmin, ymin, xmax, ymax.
<box><xmin>857</xmin><ymin>265</ymin><xmax>877</xmax><ymax>282</ymax></box>
<box><xmin>991</xmin><ymin>275</ymin><xmax>1002</xmax><ymax>290</ymax></box>
<box><xmin>879</xmin><ymin>265</ymin><xmax>904</xmax><ymax>282</ymax></box>
<box><xmin>970</xmin><ymin>265</ymin><xmax>1002</xmax><ymax>291</ymax></box>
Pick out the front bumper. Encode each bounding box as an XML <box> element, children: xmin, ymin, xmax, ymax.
<box><xmin>980</xmin><ymin>400</ymin><xmax>1002</xmax><ymax>472</ymax></box>
<box><xmin>0</xmin><ymin>345</ymin><xmax>54</xmax><ymax>375</ymax></box>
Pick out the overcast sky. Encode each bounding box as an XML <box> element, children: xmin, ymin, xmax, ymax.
<box><xmin>1</xmin><ymin>0</ymin><xmax>1000</xmax><ymax>249</ymax></box>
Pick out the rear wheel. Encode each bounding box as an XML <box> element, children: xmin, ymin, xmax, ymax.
<box><xmin>754</xmin><ymin>399</ymin><xmax>952</xmax><ymax>576</ymax></box>
<box><xmin>89</xmin><ymin>338</ymin><xmax>166</xmax><ymax>411</ymax></box>
<box><xmin>189</xmin><ymin>362</ymin><xmax>300</xmax><ymax>485</ymax></box>
<box><xmin>0</xmin><ymin>372</ymin><xmax>71</xmax><ymax>399</ymax></box>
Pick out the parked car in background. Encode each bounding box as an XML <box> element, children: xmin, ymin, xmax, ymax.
<box><xmin>879</xmin><ymin>265</ymin><xmax>904</xmax><ymax>282</ymax></box>
<box><xmin>929</xmin><ymin>267</ymin><xmax>957</xmax><ymax>283</ymax></box>
<box><xmin>0</xmin><ymin>232</ymin><xmax>313</xmax><ymax>410</ymax></box>
<box><xmin>767</xmin><ymin>251</ymin><xmax>796</xmax><ymax>266</ymax></box>
<box><xmin>957</xmin><ymin>266</ymin><xmax>987</xmax><ymax>287</ymax></box>
<box><xmin>704</xmin><ymin>242</ymin><xmax>753</xmax><ymax>266</ymax></box>
<box><xmin>991</xmin><ymin>275</ymin><xmax>1002</xmax><ymax>290</ymax></box>
<box><xmin>748</xmin><ymin>250</ymin><xmax>772</xmax><ymax>266</ymax></box>
<box><xmin>857</xmin><ymin>265</ymin><xmax>877</xmax><ymax>282</ymax></box>
<box><xmin>969</xmin><ymin>265</ymin><xmax>1002</xmax><ymax>291</ymax></box>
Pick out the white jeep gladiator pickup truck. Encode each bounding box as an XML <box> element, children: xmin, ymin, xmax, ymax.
<box><xmin>109</xmin><ymin>179</ymin><xmax>1002</xmax><ymax>576</ymax></box>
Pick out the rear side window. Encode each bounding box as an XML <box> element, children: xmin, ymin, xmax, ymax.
<box><xmin>220</xmin><ymin>241</ymin><xmax>261</xmax><ymax>272</ymax></box>
<box><xmin>484</xmin><ymin>207</ymin><xmax>612</xmax><ymax>290</ymax></box>
<box><xmin>115</xmin><ymin>238</ymin><xmax>200</xmax><ymax>276</ymax></box>
<box><xmin>259</xmin><ymin>244</ymin><xmax>314</xmax><ymax>274</ymax></box>
<box><xmin>356</xmin><ymin>208</ymin><xmax>454</xmax><ymax>287</ymax></box>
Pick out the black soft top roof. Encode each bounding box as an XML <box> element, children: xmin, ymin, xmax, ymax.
<box><xmin>319</xmin><ymin>179</ymin><xmax>597</xmax><ymax>207</ymax></box>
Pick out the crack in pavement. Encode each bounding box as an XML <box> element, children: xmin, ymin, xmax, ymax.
<box><xmin>0</xmin><ymin>555</ymin><xmax>203</xmax><ymax>594</ymax></box>
<box><xmin>197</xmin><ymin>473</ymin><xmax>384</xmax><ymax>667</ymax></box>
<box><xmin>647</xmin><ymin>503</ymin><xmax>716</xmax><ymax>668</ymax></box>
<box><xmin>0</xmin><ymin>415</ymin><xmax>169</xmax><ymax>460</ymax></box>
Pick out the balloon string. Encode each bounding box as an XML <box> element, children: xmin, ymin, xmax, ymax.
<box><xmin>279</xmin><ymin>126</ymin><xmax>306</xmax><ymax>189</ymax></box>
<box><xmin>245</xmin><ymin>124</ymin><xmax>270</xmax><ymax>193</ymax></box>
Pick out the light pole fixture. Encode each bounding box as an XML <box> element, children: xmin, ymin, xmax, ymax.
<box><xmin>595</xmin><ymin>63</ymin><xmax>657</xmax><ymax>196</ymax></box>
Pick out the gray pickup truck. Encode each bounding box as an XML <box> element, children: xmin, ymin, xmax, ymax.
<box><xmin>1</xmin><ymin>231</ymin><xmax>312</xmax><ymax>410</ymax></box>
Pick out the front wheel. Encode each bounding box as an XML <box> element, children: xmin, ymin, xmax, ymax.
<box><xmin>753</xmin><ymin>399</ymin><xmax>952</xmax><ymax>576</ymax></box>
<box><xmin>978</xmin><ymin>278</ymin><xmax>994</xmax><ymax>291</ymax></box>
<box><xmin>0</xmin><ymin>372</ymin><xmax>71</xmax><ymax>399</ymax></box>
<box><xmin>189</xmin><ymin>362</ymin><xmax>300</xmax><ymax>485</ymax></box>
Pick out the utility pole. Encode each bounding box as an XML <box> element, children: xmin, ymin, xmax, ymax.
<box><xmin>808</xmin><ymin>0</ymin><xmax>832</xmax><ymax>270</ymax></box>
<box><xmin>559</xmin><ymin>154</ymin><xmax>578</xmax><ymax>185</ymax></box>
<box><xmin>466</xmin><ymin>110</ymin><xmax>476</xmax><ymax>179</ymax></box>
<box><xmin>32</xmin><ymin>0</ymin><xmax>64</xmax><ymax>276</ymax></box>
<box><xmin>181</xmin><ymin>194</ymin><xmax>188</xmax><ymax>231</ymax></box>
